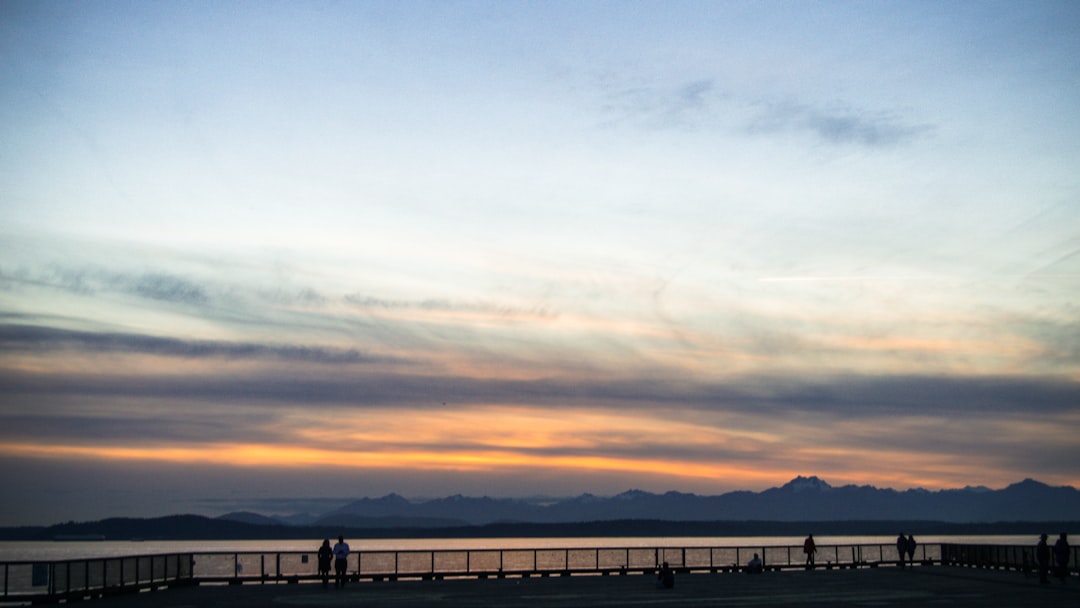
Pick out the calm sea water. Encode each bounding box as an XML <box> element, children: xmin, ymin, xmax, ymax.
<box><xmin>0</xmin><ymin>535</ymin><xmax>1045</xmax><ymax>562</ymax></box>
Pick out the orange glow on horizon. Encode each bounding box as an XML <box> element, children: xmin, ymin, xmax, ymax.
<box><xmin>4</xmin><ymin>438</ymin><xmax>1060</xmax><ymax>492</ymax></box>
<box><xmin>0</xmin><ymin>440</ymin><xmax>777</xmax><ymax>484</ymax></box>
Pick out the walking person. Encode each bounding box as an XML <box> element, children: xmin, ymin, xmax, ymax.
<box><xmin>1054</xmin><ymin>533</ymin><xmax>1070</xmax><ymax>583</ymax></box>
<box><xmin>803</xmin><ymin>534</ymin><xmax>816</xmax><ymax>568</ymax></box>
<box><xmin>333</xmin><ymin>535</ymin><xmax>351</xmax><ymax>588</ymax></box>
<box><xmin>317</xmin><ymin>539</ymin><xmax>333</xmax><ymax>588</ymax></box>
<box><xmin>1036</xmin><ymin>533</ymin><xmax>1051</xmax><ymax>584</ymax></box>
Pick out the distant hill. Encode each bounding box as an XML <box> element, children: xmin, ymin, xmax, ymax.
<box><xmin>4</xmin><ymin>476</ymin><xmax>1078</xmax><ymax>540</ymax></box>
<box><xmin>318</xmin><ymin>476</ymin><xmax>1080</xmax><ymax>525</ymax></box>
<box><xmin>218</xmin><ymin>511</ymin><xmax>285</xmax><ymax>526</ymax></box>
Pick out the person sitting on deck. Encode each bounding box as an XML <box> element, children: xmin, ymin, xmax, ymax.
<box><xmin>746</xmin><ymin>553</ymin><xmax>763</xmax><ymax>574</ymax></box>
<box><xmin>656</xmin><ymin>561</ymin><xmax>675</xmax><ymax>589</ymax></box>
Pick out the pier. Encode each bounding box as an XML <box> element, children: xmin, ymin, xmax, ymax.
<box><xmin>2</xmin><ymin>543</ymin><xmax>1076</xmax><ymax>606</ymax></box>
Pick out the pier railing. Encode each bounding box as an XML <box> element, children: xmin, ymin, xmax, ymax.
<box><xmin>1</xmin><ymin>553</ymin><xmax>193</xmax><ymax>603</ymax></box>
<box><xmin>8</xmin><ymin>541</ymin><xmax>1054</xmax><ymax>604</ymax></box>
<box><xmin>942</xmin><ymin>542</ymin><xmax>1079</xmax><ymax>574</ymax></box>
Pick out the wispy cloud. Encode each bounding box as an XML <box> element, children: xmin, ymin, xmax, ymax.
<box><xmin>597</xmin><ymin>77</ymin><xmax>723</xmax><ymax>130</ymax></box>
<box><xmin>1</xmin><ymin>265</ymin><xmax>213</xmax><ymax>306</ymax></box>
<box><xmin>127</xmin><ymin>273</ymin><xmax>209</xmax><ymax>305</ymax></box>
<box><xmin>747</xmin><ymin>99</ymin><xmax>934</xmax><ymax>147</ymax></box>
<box><xmin>0</xmin><ymin>324</ymin><xmax>385</xmax><ymax>364</ymax></box>
<box><xmin>595</xmin><ymin>75</ymin><xmax>932</xmax><ymax>147</ymax></box>
<box><xmin>3</xmin><ymin>336</ymin><xmax>1076</xmax><ymax>419</ymax></box>
<box><xmin>344</xmin><ymin>293</ymin><xmax>557</xmax><ymax>320</ymax></box>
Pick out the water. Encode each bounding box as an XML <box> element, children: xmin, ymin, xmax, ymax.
<box><xmin>0</xmin><ymin>535</ymin><xmax>1043</xmax><ymax>563</ymax></box>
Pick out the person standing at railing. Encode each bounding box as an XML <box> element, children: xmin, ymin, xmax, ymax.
<box><xmin>656</xmin><ymin>561</ymin><xmax>675</xmax><ymax>589</ymax></box>
<box><xmin>333</xmin><ymin>535</ymin><xmax>351</xmax><ymax>589</ymax></box>
<box><xmin>317</xmin><ymin>539</ymin><xmax>333</xmax><ymax>589</ymax></box>
<box><xmin>803</xmin><ymin>535</ymin><xmax>816</xmax><ymax>568</ymax></box>
<box><xmin>1054</xmin><ymin>533</ymin><xmax>1070</xmax><ymax>583</ymax></box>
<box><xmin>906</xmin><ymin>535</ymin><xmax>917</xmax><ymax>566</ymax></box>
<box><xmin>1036</xmin><ymin>534</ymin><xmax>1051</xmax><ymax>584</ymax></box>
<box><xmin>896</xmin><ymin>533</ymin><xmax>907</xmax><ymax>568</ymax></box>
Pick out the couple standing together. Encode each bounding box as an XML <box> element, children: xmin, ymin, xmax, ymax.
<box><xmin>317</xmin><ymin>536</ymin><xmax>351</xmax><ymax>589</ymax></box>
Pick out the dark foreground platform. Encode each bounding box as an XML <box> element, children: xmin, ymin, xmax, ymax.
<box><xmin>71</xmin><ymin>566</ymin><xmax>1077</xmax><ymax>608</ymax></box>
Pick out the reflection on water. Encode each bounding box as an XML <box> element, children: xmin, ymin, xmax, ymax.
<box><xmin>0</xmin><ymin>535</ymin><xmax>1046</xmax><ymax>562</ymax></box>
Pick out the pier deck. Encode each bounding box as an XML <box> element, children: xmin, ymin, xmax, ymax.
<box><xmin>64</xmin><ymin>566</ymin><xmax>1077</xmax><ymax>608</ymax></box>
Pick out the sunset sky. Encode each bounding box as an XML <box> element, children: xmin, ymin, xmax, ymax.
<box><xmin>2</xmin><ymin>1</ymin><xmax>1079</xmax><ymax>526</ymax></box>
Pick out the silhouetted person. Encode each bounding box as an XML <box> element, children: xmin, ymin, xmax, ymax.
<box><xmin>1036</xmin><ymin>534</ymin><xmax>1051</xmax><ymax>584</ymax></box>
<box><xmin>803</xmin><ymin>535</ymin><xmax>816</xmax><ymax>568</ymax></box>
<box><xmin>746</xmin><ymin>552</ymin><xmax>763</xmax><ymax>574</ymax></box>
<box><xmin>333</xmin><ymin>535</ymin><xmax>350</xmax><ymax>588</ymax></box>
<box><xmin>906</xmin><ymin>534</ymin><xmax>917</xmax><ymax>565</ymax></box>
<box><xmin>656</xmin><ymin>561</ymin><xmax>675</xmax><ymax>589</ymax></box>
<box><xmin>1054</xmin><ymin>533</ymin><xmax>1070</xmax><ymax>583</ymax></box>
<box><xmin>317</xmin><ymin>538</ymin><xmax>333</xmax><ymax>588</ymax></box>
<box><xmin>896</xmin><ymin>533</ymin><xmax>907</xmax><ymax>568</ymax></box>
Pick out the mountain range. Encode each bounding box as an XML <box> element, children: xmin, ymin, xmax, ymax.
<box><xmin>224</xmin><ymin>476</ymin><xmax>1080</xmax><ymax>528</ymax></box>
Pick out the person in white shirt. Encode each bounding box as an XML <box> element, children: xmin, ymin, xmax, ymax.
<box><xmin>332</xmin><ymin>535</ymin><xmax>350</xmax><ymax>588</ymax></box>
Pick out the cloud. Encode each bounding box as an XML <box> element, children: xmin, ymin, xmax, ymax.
<box><xmin>1</xmin><ymin>265</ymin><xmax>212</xmax><ymax>305</ymax></box>
<box><xmin>1</xmin><ymin>261</ymin><xmax>339</xmax><ymax>312</ymax></box>
<box><xmin>0</xmin><ymin>324</ymin><xmax>384</xmax><ymax>365</ymax></box>
<box><xmin>747</xmin><ymin>100</ymin><xmax>933</xmax><ymax>146</ymax></box>
<box><xmin>0</xmin><ymin>410</ymin><xmax>284</xmax><ymax>445</ymax></box>
<box><xmin>344</xmin><ymin>293</ymin><xmax>557</xmax><ymax>320</ymax></box>
<box><xmin>3</xmin><ymin>329</ymin><xmax>1075</xmax><ymax>419</ymax></box>
<box><xmin>126</xmin><ymin>273</ymin><xmax>209</xmax><ymax>305</ymax></box>
<box><xmin>734</xmin><ymin>373</ymin><xmax>1080</xmax><ymax>417</ymax></box>
<box><xmin>598</xmin><ymin>78</ymin><xmax>722</xmax><ymax>130</ymax></box>
<box><xmin>594</xmin><ymin>75</ymin><xmax>932</xmax><ymax>147</ymax></box>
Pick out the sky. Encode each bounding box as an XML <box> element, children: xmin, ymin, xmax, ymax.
<box><xmin>1</xmin><ymin>0</ymin><xmax>1079</xmax><ymax>527</ymax></box>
